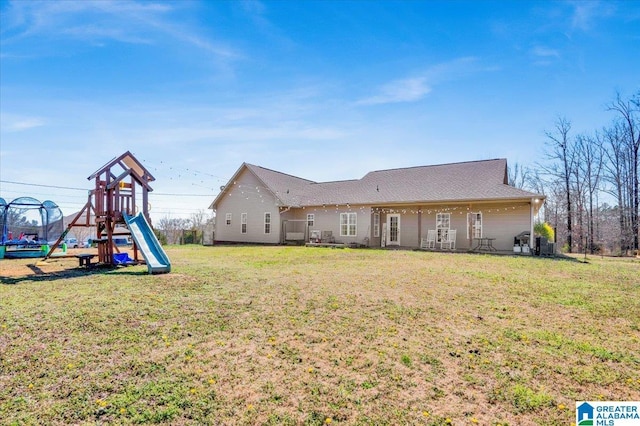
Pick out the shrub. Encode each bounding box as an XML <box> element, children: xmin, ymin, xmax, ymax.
<box><xmin>154</xmin><ymin>228</ymin><xmax>168</xmax><ymax>245</ymax></box>
<box><xmin>534</xmin><ymin>222</ymin><xmax>554</xmax><ymax>241</ymax></box>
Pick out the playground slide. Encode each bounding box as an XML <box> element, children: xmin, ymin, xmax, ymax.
<box><xmin>123</xmin><ymin>212</ymin><xmax>171</xmax><ymax>274</ymax></box>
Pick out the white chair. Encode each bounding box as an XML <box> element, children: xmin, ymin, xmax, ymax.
<box><xmin>420</xmin><ymin>229</ymin><xmax>437</xmax><ymax>249</ymax></box>
<box><xmin>440</xmin><ymin>229</ymin><xmax>457</xmax><ymax>250</ymax></box>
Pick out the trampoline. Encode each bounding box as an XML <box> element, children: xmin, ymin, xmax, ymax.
<box><xmin>0</xmin><ymin>197</ymin><xmax>64</xmax><ymax>259</ymax></box>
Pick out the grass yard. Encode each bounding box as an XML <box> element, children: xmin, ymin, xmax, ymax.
<box><xmin>1</xmin><ymin>246</ymin><xmax>639</xmax><ymax>425</ymax></box>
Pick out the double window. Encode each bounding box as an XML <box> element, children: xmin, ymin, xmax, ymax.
<box><xmin>340</xmin><ymin>212</ymin><xmax>357</xmax><ymax>237</ymax></box>
<box><xmin>307</xmin><ymin>214</ymin><xmax>315</xmax><ymax>228</ymax></box>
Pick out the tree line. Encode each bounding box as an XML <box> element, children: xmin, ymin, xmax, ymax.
<box><xmin>511</xmin><ymin>91</ymin><xmax>639</xmax><ymax>255</ymax></box>
<box><xmin>155</xmin><ymin>210</ymin><xmax>215</xmax><ymax>245</ymax></box>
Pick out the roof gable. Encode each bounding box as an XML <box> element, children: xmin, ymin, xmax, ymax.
<box><xmin>88</xmin><ymin>151</ymin><xmax>155</xmax><ymax>183</ymax></box>
<box><xmin>209</xmin><ymin>163</ymin><xmax>315</xmax><ymax>209</ymax></box>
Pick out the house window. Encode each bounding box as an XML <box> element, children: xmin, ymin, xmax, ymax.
<box><xmin>373</xmin><ymin>212</ymin><xmax>380</xmax><ymax>237</ymax></box>
<box><xmin>264</xmin><ymin>212</ymin><xmax>271</xmax><ymax>234</ymax></box>
<box><xmin>241</xmin><ymin>213</ymin><xmax>247</xmax><ymax>234</ymax></box>
<box><xmin>436</xmin><ymin>213</ymin><xmax>450</xmax><ymax>242</ymax></box>
<box><xmin>225</xmin><ymin>213</ymin><xmax>232</xmax><ymax>226</ymax></box>
<box><xmin>467</xmin><ymin>212</ymin><xmax>482</xmax><ymax>239</ymax></box>
<box><xmin>307</xmin><ymin>214</ymin><xmax>315</xmax><ymax>228</ymax></box>
<box><xmin>340</xmin><ymin>212</ymin><xmax>357</xmax><ymax>237</ymax></box>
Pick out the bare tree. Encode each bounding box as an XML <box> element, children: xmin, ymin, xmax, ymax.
<box><xmin>190</xmin><ymin>210</ymin><xmax>208</xmax><ymax>233</ymax></box>
<box><xmin>602</xmin><ymin>123</ymin><xmax>630</xmax><ymax>253</ymax></box>
<box><xmin>72</xmin><ymin>226</ymin><xmax>92</xmax><ymax>246</ymax></box>
<box><xmin>179</xmin><ymin>209</ymin><xmax>211</xmax><ymax>244</ymax></box>
<box><xmin>535</xmin><ymin>91</ymin><xmax>639</xmax><ymax>256</ymax></box>
<box><xmin>543</xmin><ymin>117</ymin><xmax>576</xmax><ymax>252</ymax></box>
<box><xmin>607</xmin><ymin>92</ymin><xmax>640</xmax><ymax>252</ymax></box>
<box><xmin>576</xmin><ymin>133</ymin><xmax>605</xmax><ymax>253</ymax></box>
<box><xmin>508</xmin><ymin>162</ymin><xmax>530</xmax><ymax>189</ymax></box>
<box><xmin>157</xmin><ymin>216</ymin><xmax>189</xmax><ymax>245</ymax></box>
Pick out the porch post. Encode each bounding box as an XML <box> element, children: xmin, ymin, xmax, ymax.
<box><xmin>530</xmin><ymin>198</ymin><xmax>535</xmax><ymax>251</ymax></box>
<box><xmin>418</xmin><ymin>206</ymin><xmax>422</xmax><ymax>244</ymax></box>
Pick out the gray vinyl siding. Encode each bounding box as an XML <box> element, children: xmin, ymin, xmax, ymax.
<box><xmin>418</xmin><ymin>202</ymin><xmax>533</xmax><ymax>250</ymax></box>
<box><xmin>419</xmin><ymin>210</ymin><xmax>465</xmax><ymax>249</ymax></box>
<box><xmin>287</xmin><ymin>206</ymin><xmax>372</xmax><ymax>245</ymax></box>
<box><xmin>379</xmin><ymin>210</ymin><xmax>419</xmax><ymax>248</ymax></box>
<box><xmin>398</xmin><ymin>211</ymin><xmax>419</xmax><ymax>248</ymax></box>
<box><xmin>214</xmin><ymin>169</ymin><xmax>281</xmax><ymax>244</ymax></box>
<box><xmin>480</xmin><ymin>203</ymin><xmax>532</xmax><ymax>251</ymax></box>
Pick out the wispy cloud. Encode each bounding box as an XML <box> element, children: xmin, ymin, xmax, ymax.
<box><xmin>356</xmin><ymin>57</ymin><xmax>480</xmax><ymax>106</ymax></box>
<box><xmin>566</xmin><ymin>0</ymin><xmax>616</xmax><ymax>32</ymax></box>
<box><xmin>61</xmin><ymin>25</ymin><xmax>153</xmax><ymax>45</ymax></box>
<box><xmin>357</xmin><ymin>77</ymin><xmax>431</xmax><ymax>106</ymax></box>
<box><xmin>0</xmin><ymin>113</ymin><xmax>45</xmax><ymax>132</ymax></box>
<box><xmin>529</xmin><ymin>45</ymin><xmax>561</xmax><ymax>66</ymax></box>
<box><xmin>568</xmin><ymin>1</ymin><xmax>600</xmax><ymax>31</ymax></box>
<box><xmin>1</xmin><ymin>0</ymin><xmax>239</xmax><ymax>59</ymax></box>
<box><xmin>531</xmin><ymin>46</ymin><xmax>560</xmax><ymax>58</ymax></box>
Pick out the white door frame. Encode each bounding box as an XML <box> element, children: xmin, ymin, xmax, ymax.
<box><xmin>386</xmin><ymin>214</ymin><xmax>401</xmax><ymax>246</ymax></box>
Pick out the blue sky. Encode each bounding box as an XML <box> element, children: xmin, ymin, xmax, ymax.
<box><xmin>1</xmin><ymin>0</ymin><xmax>639</xmax><ymax>222</ymax></box>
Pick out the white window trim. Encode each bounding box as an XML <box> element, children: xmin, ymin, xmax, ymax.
<box><xmin>241</xmin><ymin>213</ymin><xmax>247</xmax><ymax>234</ymax></box>
<box><xmin>225</xmin><ymin>213</ymin><xmax>232</xmax><ymax>226</ymax></box>
<box><xmin>467</xmin><ymin>212</ymin><xmax>482</xmax><ymax>239</ymax></box>
<box><xmin>340</xmin><ymin>212</ymin><xmax>357</xmax><ymax>237</ymax></box>
<box><xmin>307</xmin><ymin>213</ymin><xmax>315</xmax><ymax>227</ymax></box>
<box><xmin>264</xmin><ymin>212</ymin><xmax>271</xmax><ymax>234</ymax></box>
<box><xmin>373</xmin><ymin>212</ymin><xmax>380</xmax><ymax>238</ymax></box>
<box><xmin>436</xmin><ymin>212</ymin><xmax>450</xmax><ymax>242</ymax></box>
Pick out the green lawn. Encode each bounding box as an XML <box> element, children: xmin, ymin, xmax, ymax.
<box><xmin>1</xmin><ymin>246</ymin><xmax>639</xmax><ymax>425</ymax></box>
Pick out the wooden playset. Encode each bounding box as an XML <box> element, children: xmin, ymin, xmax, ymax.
<box><xmin>45</xmin><ymin>151</ymin><xmax>156</xmax><ymax>266</ymax></box>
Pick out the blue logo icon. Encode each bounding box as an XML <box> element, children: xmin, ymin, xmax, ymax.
<box><xmin>577</xmin><ymin>402</ymin><xmax>594</xmax><ymax>425</ymax></box>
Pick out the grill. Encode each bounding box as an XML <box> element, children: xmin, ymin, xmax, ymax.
<box><xmin>514</xmin><ymin>231</ymin><xmax>530</xmax><ymax>254</ymax></box>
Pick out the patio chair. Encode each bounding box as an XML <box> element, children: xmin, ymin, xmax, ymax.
<box><xmin>440</xmin><ymin>229</ymin><xmax>457</xmax><ymax>250</ymax></box>
<box><xmin>420</xmin><ymin>229</ymin><xmax>436</xmax><ymax>249</ymax></box>
<box><xmin>321</xmin><ymin>230</ymin><xmax>335</xmax><ymax>243</ymax></box>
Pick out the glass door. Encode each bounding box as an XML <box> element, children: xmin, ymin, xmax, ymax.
<box><xmin>387</xmin><ymin>214</ymin><xmax>400</xmax><ymax>246</ymax></box>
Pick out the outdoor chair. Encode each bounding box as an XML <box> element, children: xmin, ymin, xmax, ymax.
<box><xmin>420</xmin><ymin>229</ymin><xmax>437</xmax><ymax>249</ymax></box>
<box><xmin>309</xmin><ymin>230</ymin><xmax>322</xmax><ymax>243</ymax></box>
<box><xmin>321</xmin><ymin>230</ymin><xmax>335</xmax><ymax>243</ymax></box>
<box><xmin>440</xmin><ymin>229</ymin><xmax>457</xmax><ymax>250</ymax></box>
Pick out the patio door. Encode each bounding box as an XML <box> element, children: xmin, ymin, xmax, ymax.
<box><xmin>387</xmin><ymin>214</ymin><xmax>400</xmax><ymax>246</ymax></box>
<box><xmin>436</xmin><ymin>212</ymin><xmax>450</xmax><ymax>243</ymax></box>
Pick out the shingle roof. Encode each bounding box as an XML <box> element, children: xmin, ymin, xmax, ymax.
<box><xmin>245</xmin><ymin>164</ymin><xmax>315</xmax><ymax>205</ymax></box>
<box><xmin>212</xmin><ymin>159</ymin><xmax>544</xmax><ymax>208</ymax></box>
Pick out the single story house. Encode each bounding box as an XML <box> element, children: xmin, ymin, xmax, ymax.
<box><xmin>209</xmin><ymin>158</ymin><xmax>545</xmax><ymax>251</ymax></box>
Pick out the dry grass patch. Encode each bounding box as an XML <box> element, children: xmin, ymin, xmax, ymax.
<box><xmin>1</xmin><ymin>246</ymin><xmax>639</xmax><ymax>425</ymax></box>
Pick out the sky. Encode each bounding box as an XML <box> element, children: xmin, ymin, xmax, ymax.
<box><xmin>1</xmin><ymin>0</ymin><xmax>639</xmax><ymax>223</ymax></box>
